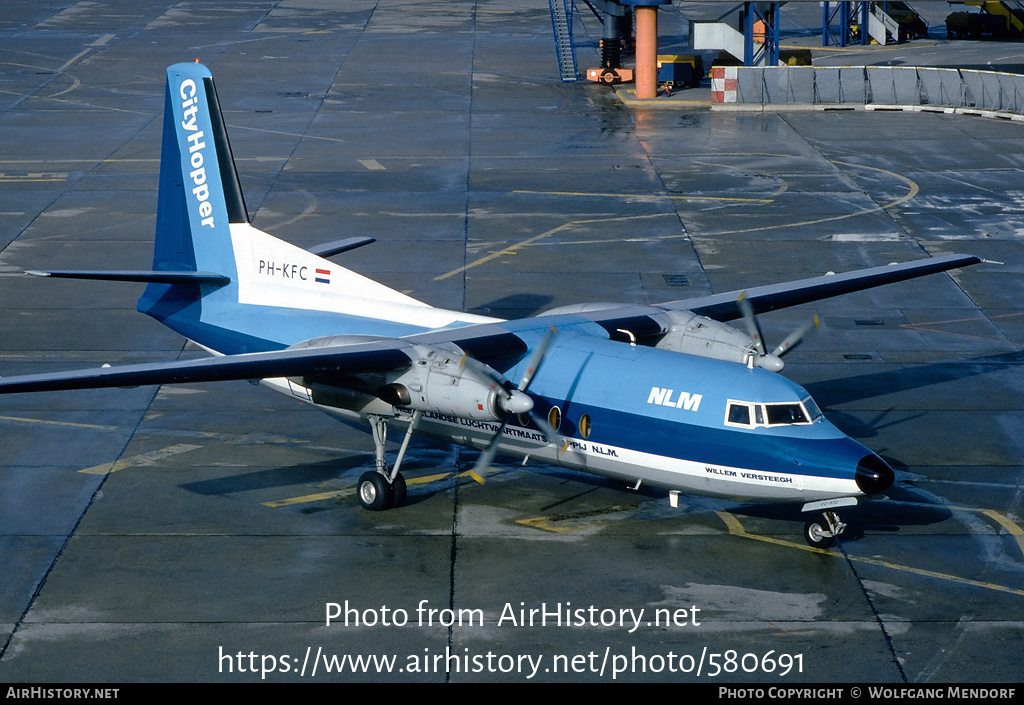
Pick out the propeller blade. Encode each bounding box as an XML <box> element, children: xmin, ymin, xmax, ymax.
<box><xmin>527</xmin><ymin>409</ymin><xmax>559</xmax><ymax>442</ymax></box>
<box><xmin>458</xmin><ymin>353</ymin><xmax>507</xmax><ymax>391</ymax></box>
<box><xmin>771</xmin><ymin>315</ymin><xmax>820</xmax><ymax>358</ymax></box>
<box><xmin>467</xmin><ymin>327</ymin><xmax>560</xmax><ymax>483</ymax></box>
<box><xmin>736</xmin><ymin>293</ymin><xmax>767</xmax><ymax>356</ymax></box>
<box><xmin>517</xmin><ymin>326</ymin><xmax>557</xmax><ymax>393</ymax></box>
<box><xmin>468</xmin><ymin>418</ymin><xmax>509</xmax><ymax>483</ymax></box>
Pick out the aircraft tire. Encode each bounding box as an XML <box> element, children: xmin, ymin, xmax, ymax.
<box><xmin>358</xmin><ymin>471</ymin><xmax>392</xmax><ymax>511</ymax></box>
<box><xmin>391</xmin><ymin>473</ymin><xmax>407</xmax><ymax>508</ymax></box>
<box><xmin>803</xmin><ymin>518</ymin><xmax>835</xmax><ymax>549</ymax></box>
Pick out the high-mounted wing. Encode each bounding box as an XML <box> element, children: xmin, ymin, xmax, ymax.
<box><xmin>0</xmin><ymin>340</ymin><xmax>412</xmax><ymax>394</ymax></box>
<box><xmin>553</xmin><ymin>254</ymin><xmax>983</xmax><ymax>342</ymax></box>
<box><xmin>677</xmin><ymin>253</ymin><xmax>983</xmax><ymax>321</ymax></box>
<box><xmin>0</xmin><ymin>255</ymin><xmax>982</xmax><ymax>394</ymax></box>
<box><xmin>0</xmin><ymin>61</ymin><xmax>985</xmax><ymax>397</ymax></box>
<box><xmin>0</xmin><ymin>324</ymin><xmax>530</xmax><ymax>395</ymax></box>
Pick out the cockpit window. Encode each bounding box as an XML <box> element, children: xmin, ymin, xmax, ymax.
<box><xmin>765</xmin><ymin>403</ymin><xmax>809</xmax><ymax>425</ymax></box>
<box><xmin>803</xmin><ymin>396</ymin><xmax>823</xmax><ymax>421</ymax></box>
<box><xmin>726</xmin><ymin>398</ymin><xmax>817</xmax><ymax>428</ymax></box>
<box><xmin>727</xmin><ymin>403</ymin><xmax>751</xmax><ymax>426</ymax></box>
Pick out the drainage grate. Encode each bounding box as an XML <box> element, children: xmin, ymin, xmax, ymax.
<box><xmin>855</xmin><ymin>319</ymin><xmax>885</xmax><ymax>326</ymax></box>
<box><xmin>661</xmin><ymin>274</ymin><xmax>690</xmax><ymax>287</ymax></box>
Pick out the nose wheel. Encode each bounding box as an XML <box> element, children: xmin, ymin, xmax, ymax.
<box><xmin>803</xmin><ymin>511</ymin><xmax>846</xmax><ymax>549</ymax></box>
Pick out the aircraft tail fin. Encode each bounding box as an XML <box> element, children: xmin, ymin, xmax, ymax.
<box><xmin>133</xmin><ymin>62</ymin><xmax>472</xmax><ymax>354</ymax></box>
<box><xmin>146</xmin><ymin>61</ymin><xmax>245</xmax><ymax>282</ymax></box>
<box><xmin>28</xmin><ymin>63</ymin><xmax>486</xmax><ymax>355</ymax></box>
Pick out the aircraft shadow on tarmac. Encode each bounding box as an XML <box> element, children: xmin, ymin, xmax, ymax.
<box><xmin>803</xmin><ymin>350</ymin><xmax>1024</xmax><ymax>410</ymax></box>
<box><xmin>179</xmin><ymin>454</ymin><xmax>374</xmax><ymax>496</ymax></box>
<box><xmin>469</xmin><ymin>294</ymin><xmax>555</xmax><ymax>319</ymax></box>
<box><xmin>168</xmin><ymin>350</ymin><xmax>1022</xmax><ymax>540</ymax></box>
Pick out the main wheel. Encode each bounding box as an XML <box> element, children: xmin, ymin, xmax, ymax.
<box><xmin>358</xmin><ymin>471</ymin><xmax>392</xmax><ymax>511</ymax></box>
<box><xmin>391</xmin><ymin>472</ymin><xmax>407</xmax><ymax>508</ymax></box>
<box><xmin>804</xmin><ymin>518</ymin><xmax>835</xmax><ymax>549</ymax></box>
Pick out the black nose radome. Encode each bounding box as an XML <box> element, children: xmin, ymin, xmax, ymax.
<box><xmin>856</xmin><ymin>454</ymin><xmax>894</xmax><ymax>495</ymax></box>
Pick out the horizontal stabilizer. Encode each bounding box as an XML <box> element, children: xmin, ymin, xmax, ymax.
<box><xmin>26</xmin><ymin>270</ymin><xmax>231</xmax><ymax>286</ymax></box>
<box><xmin>307</xmin><ymin>237</ymin><xmax>376</xmax><ymax>258</ymax></box>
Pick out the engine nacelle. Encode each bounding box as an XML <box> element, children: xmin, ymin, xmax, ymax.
<box><xmin>377</xmin><ymin>344</ymin><xmax>509</xmax><ymax>421</ymax></box>
<box><xmin>287</xmin><ymin>336</ymin><xmax>513</xmax><ymax>420</ymax></box>
<box><xmin>654</xmin><ymin>310</ymin><xmax>784</xmax><ymax>372</ymax></box>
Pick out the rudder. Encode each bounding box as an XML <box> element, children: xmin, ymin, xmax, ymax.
<box><xmin>150</xmin><ymin>62</ymin><xmax>248</xmax><ymax>277</ymax></box>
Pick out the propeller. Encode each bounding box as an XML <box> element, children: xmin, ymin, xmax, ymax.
<box><xmin>462</xmin><ymin>327</ymin><xmax>560</xmax><ymax>484</ymax></box>
<box><xmin>770</xmin><ymin>314</ymin><xmax>820</xmax><ymax>358</ymax></box>
<box><xmin>737</xmin><ymin>293</ymin><xmax>819</xmax><ymax>371</ymax></box>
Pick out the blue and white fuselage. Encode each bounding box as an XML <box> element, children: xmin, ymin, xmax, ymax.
<box><xmin>4</xmin><ymin>62</ymin><xmax>980</xmax><ymax>547</ymax></box>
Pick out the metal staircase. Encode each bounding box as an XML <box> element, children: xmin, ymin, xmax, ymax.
<box><xmin>967</xmin><ymin>0</ymin><xmax>1024</xmax><ymax>35</ymax></box>
<box><xmin>549</xmin><ymin>0</ymin><xmax>579</xmax><ymax>82</ymax></box>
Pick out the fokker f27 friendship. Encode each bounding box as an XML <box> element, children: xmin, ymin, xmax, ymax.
<box><xmin>0</xmin><ymin>63</ymin><xmax>983</xmax><ymax>548</ymax></box>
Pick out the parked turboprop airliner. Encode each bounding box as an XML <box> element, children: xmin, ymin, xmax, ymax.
<box><xmin>0</xmin><ymin>63</ymin><xmax>983</xmax><ymax>548</ymax></box>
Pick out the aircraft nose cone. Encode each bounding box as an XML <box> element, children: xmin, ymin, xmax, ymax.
<box><xmin>855</xmin><ymin>454</ymin><xmax>894</xmax><ymax>495</ymax></box>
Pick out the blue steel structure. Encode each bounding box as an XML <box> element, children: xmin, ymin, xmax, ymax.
<box><xmin>823</xmin><ymin>1</ymin><xmax>871</xmax><ymax>46</ymax></box>
<box><xmin>744</xmin><ymin>2</ymin><xmax>781</xmax><ymax>66</ymax></box>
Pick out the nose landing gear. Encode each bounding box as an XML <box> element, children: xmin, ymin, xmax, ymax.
<box><xmin>800</xmin><ymin>497</ymin><xmax>859</xmax><ymax>548</ymax></box>
<box><xmin>803</xmin><ymin>511</ymin><xmax>846</xmax><ymax>549</ymax></box>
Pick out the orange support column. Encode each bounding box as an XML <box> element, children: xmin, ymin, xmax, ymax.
<box><xmin>622</xmin><ymin>0</ymin><xmax>670</xmax><ymax>99</ymax></box>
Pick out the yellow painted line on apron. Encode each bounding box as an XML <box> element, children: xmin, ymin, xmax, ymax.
<box><xmin>716</xmin><ymin>511</ymin><xmax>1024</xmax><ymax>597</ymax></box>
<box><xmin>513</xmin><ymin>189</ymin><xmax>774</xmax><ymax>203</ymax></box>
<box><xmin>359</xmin><ymin>159</ymin><xmax>386</xmax><ymax>171</ymax></box>
<box><xmin>982</xmin><ymin>509</ymin><xmax>1024</xmax><ymax>558</ymax></box>
<box><xmin>0</xmin><ymin>173</ymin><xmax>68</xmax><ymax>182</ymax></box>
<box><xmin>516</xmin><ymin>504</ymin><xmax>638</xmax><ymax>533</ymax></box>
<box><xmin>262</xmin><ymin>471</ymin><xmax>466</xmax><ymax>507</ymax></box>
<box><xmin>264</xmin><ymin>488</ymin><xmax>355</xmax><ymax>507</ymax></box>
<box><xmin>0</xmin><ymin>415</ymin><xmax>117</xmax><ymax>430</ymax></box>
<box><xmin>57</xmin><ymin>49</ymin><xmax>91</xmax><ymax>73</ymax></box>
<box><xmin>78</xmin><ymin>444</ymin><xmax>202</xmax><ymax>475</ymax></box>
<box><xmin>657</xmin><ymin>161</ymin><xmax>919</xmax><ymax>240</ymax></box>
<box><xmin>435</xmin><ymin>212</ymin><xmax>674</xmax><ymax>281</ymax></box>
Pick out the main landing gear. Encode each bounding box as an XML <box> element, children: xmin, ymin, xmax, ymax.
<box><xmin>357</xmin><ymin>412</ymin><xmax>419</xmax><ymax>511</ymax></box>
<box><xmin>357</xmin><ymin>469</ymin><xmax>406</xmax><ymax>510</ymax></box>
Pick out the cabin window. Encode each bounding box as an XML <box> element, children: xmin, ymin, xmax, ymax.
<box><xmin>548</xmin><ymin>406</ymin><xmax>561</xmax><ymax>433</ymax></box>
<box><xmin>579</xmin><ymin>413</ymin><xmax>592</xmax><ymax>439</ymax></box>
